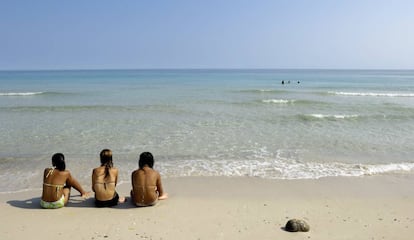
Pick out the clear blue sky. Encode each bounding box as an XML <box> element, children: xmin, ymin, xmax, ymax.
<box><xmin>1</xmin><ymin>0</ymin><xmax>413</xmax><ymax>70</ymax></box>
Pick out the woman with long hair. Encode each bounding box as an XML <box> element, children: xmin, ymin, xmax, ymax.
<box><xmin>92</xmin><ymin>149</ymin><xmax>125</xmax><ymax>207</ymax></box>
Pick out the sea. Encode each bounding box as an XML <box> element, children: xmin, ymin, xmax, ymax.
<box><xmin>1</xmin><ymin>69</ymin><xmax>414</xmax><ymax>192</ymax></box>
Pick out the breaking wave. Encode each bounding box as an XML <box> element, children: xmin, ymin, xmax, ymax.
<box><xmin>158</xmin><ymin>159</ymin><xmax>414</xmax><ymax>180</ymax></box>
<box><xmin>262</xmin><ymin>99</ymin><xmax>294</xmax><ymax>104</ymax></box>
<box><xmin>306</xmin><ymin>114</ymin><xmax>359</xmax><ymax>119</ymax></box>
<box><xmin>0</xmin><ymin>92</ymin><xmax>44</xmax><ymax>96</ymax></box>
<box><xmin>330</xmin><ymin>91</ymin><xmax>414</xmax><ymax>97</ymax></box>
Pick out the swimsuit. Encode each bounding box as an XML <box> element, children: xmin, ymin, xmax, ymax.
<box><xmin>93</xmin><ymin>181</ymin><xmax>118</xmax><ymax>207</ymax></box>
<box><xmin>40</xmin><ymin>195</ymin><xmax>65</xmax><ymax>209</ymax></box>
<box><xmin>95</xmin><ymin>192</ymin><xmax>120</xmax><ymax>207</ymax></box>
<box><xmin>94</xmin><ymin>181</ymin><xmax>115</xmax><ymax>190</ymax></box>
<box><xmin>44</xmin><ymin>168</ymin><xmax>64</xmax><ymax>195</ymax></box>
<box><xmin>41</xmin><ymin>168</ymin><xmax>66</xmax><ymax>208</ymax></box>
<box><xmin>43</xmin><ymin>182</ymin><xmax>64</xmax><ymax>198</ymax></box>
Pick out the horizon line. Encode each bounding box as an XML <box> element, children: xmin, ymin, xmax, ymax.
<box><xmin>1</xmin><ymin>67</ymin><xmax>414</xmax><ymax>72</ymax></box>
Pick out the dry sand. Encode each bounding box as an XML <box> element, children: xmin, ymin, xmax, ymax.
<box><xmin>1</xmin><ymin>174</ymin><xmax>414</xmax><ymax>240</ymax></box>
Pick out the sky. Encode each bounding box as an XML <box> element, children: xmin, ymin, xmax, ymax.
<box><xmin>1</xmin><ymin>0</ymin><xmax>413</xmax><ymax>70</ymax></box>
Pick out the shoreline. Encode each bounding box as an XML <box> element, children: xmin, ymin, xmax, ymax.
<box><xmin>2</xmin><ymin>170</ymin><xmax>414</xmax><ymax>194</ymax></box>
<box><xmin>1</xmin><ymin>160</ymin><xmax>414</xmax><ymax>193</ymax></box>
<box><xmin>1</xmin><ymin>174</ymin><xmax>414</xmax><ymax>239</ymax></box>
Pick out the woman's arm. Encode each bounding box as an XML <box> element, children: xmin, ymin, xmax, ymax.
<box><xmin>156</xmin><ymin>172</ymin><xmax>168</xmax><ymax>200</ymax></box>
<box><xmin>67</xmin><ymin>171</ymin><xmax>89</xmax><ymax>198</ymax></box>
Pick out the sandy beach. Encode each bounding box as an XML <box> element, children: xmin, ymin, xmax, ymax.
<box><xmin>1</xmin><ymin>174</ymin><xmax>413</xmax><ymax>240</ymax></box>
<box><xmin>2</xmin><ymin>1</ymin><xmax>414</xmax><ymax>239</ymax></box>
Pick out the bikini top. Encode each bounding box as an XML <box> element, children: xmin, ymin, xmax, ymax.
<box><xmin>94</xmin><ymin>181</ymin><xmax>116</xmax><ymax>190</ymax></box>
<box><xmin>43</xmin><ymin>168</ymin><xmax>64</xmax><ymax>198</ymax></box>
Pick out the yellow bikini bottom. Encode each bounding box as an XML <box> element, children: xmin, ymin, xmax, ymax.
<box><xmin>40</xmin><ymin>195</ymin><xmax>65</xmax><ymax>209</ymax></box>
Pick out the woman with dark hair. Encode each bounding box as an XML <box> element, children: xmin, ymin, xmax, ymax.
<box><xmin>92</xmin><ymin>149</ymin><xmax>125</xmax><ymax>207</ymax></box>
<box><xmin>131</xmin><ymin>152</ymin><xmax>168</xmax><ymax>207</ymax></box>
<box><xmin>41</xmin><ymin>153</ymin><xmax>89</xmax><ymax>209</ymax></box>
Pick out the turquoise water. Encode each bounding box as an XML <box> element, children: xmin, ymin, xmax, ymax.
<box><xmin>1</xmin><ymin>69</ymin><xmax>414</xmax><ymax>192</ymax></box>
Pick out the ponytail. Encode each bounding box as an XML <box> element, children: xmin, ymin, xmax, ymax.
<box><xmin>100</xmin><ymin>149</ymin><xmax>113</xmax><ymax>178</ymax></box>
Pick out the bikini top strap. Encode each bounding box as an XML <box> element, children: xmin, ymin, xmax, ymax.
<box><xmin>45</xmin><ymin>167</ymin><xmax>55</xmax><ymax>179</ymax></box>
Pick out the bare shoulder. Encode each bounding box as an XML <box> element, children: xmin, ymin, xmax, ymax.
<box><xmin>131</xmin><ymin>169</ymin><xmax>139</xmax><ymax>176</ymax></box>
<box><xmin>92</xmin><ymin>168</ymin><xmax>100</xmax><ymax>177</ymax></box>
<box><xmin>60</xmin><ymin>170</ymin><xmax>71</xmax><ymax>177</ymax></box>
<box><xmin>93</xmin><ymin>166</ymin><xmax>104</xmax><ymax>174</ymax></box>
<box><xmin>43</xmin><ymin>168</ymin><xmax>51</xmax><ymax>178</ymax></box>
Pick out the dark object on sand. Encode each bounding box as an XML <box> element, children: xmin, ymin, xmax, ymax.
<box><xmin>285</xmin><ymin>219</ymin><xmax>310</xmax><ymax>232</ymax></box>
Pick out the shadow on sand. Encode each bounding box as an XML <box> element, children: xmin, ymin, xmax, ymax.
<box><xmin>7</xmin><ymin>197</ymin><xmax>43</xmax><ymax>209</ymax></box>
<box><xmin>7</xmin><ymin>195</ymin><xmax>137</xmax><ymax>209</ymax></box>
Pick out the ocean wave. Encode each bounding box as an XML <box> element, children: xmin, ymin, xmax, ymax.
<box><xmin>1</xmin><ymin>159</ymin><xmax>414</xmax><ymax>192</ymax></box>
<box><xmin>301</xmin><ymin>112</ymin><xmax>414</xmax><ymax>121</ymax></box>
<box><xmin>262</xmin><ymin>99</ymin><xmax>294</xmax><ymax>104</ymax></box>
<box><xmin>157</xmin><ymin>159</ymin><xmax>414</xmax><ymax>180</ymax></box>
<box><xmin>0</xmin><ymin>92</ymin><xmax>44</xmax><ymax>96</ymax></box>
<box><xmin>260</xmin><ymin>99</ymin><xmax>324</xmax><ymax>106</ymax></box>
<box><xmin>330</xmin><ymin>91</ymin><xmax>414</xmax><ymax>97</ymax></box>
<box><xmin>306</xmin><ymin>114</ymin><xmax>359</xmax><ymax>119</ymax></box>
<box><xmin>274</xmin><ymin>161</ymin><xmax>414</xmax><ymax>179</ymax></box>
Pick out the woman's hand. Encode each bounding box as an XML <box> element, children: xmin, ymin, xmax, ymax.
<box><xmin>158</xmin><ymin>193</ymin><xmax>168</xmax><ymax>200</ymax></box>
<box><xmin>81</xmin><ymin>191</ymin><xmax>91</xmax><ymax>199</ymax></box>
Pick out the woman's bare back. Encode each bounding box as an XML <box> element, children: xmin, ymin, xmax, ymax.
<box><xmin>131</xmin><ymin>167</ymin><xmax>163</xmax><ymax>205</ymax></box>
<box><xmin>92</xmin><ymin>166</ymin><xmax>118</xmax><ymax>201</ymax></box>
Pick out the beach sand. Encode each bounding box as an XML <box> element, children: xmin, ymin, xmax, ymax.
<box><xmin>1</xmin><ymin>175</ymin><xmax>414</xmax><ymax>240</ymax></box>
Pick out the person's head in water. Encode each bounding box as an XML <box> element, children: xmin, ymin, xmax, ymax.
<box><xmin>139</xmin><ymin>152</ymin><xmax>154</xmax><ymax>169</ymax></box>
<box><xmin>52</xmin><ymin>153</ymin><xmax>66</xmax><ymax>171</ymax></box>
<box><xmin>100</xmin><ymin>149</ymin><xmax>113</xmax><ymax>177</ymax></box>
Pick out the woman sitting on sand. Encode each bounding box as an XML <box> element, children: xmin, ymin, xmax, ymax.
<box><xmin>131</xmin><ymin>152</ymin><xmax>168</xmax><ymax>207</ymax></box>
<box><xmin>92</xmin><ymin>149</ymin><xmax>125</xmax><ymax>207</ymax></box>
<box><xmin>41</xmin><ymin>153</ymin><xmax>89</xmax><ymax>209</ymax></box>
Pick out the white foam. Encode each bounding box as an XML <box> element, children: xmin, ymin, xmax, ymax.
<box><xmin>0</xmin><ymin>92</ymin><xmax>44</xmax><ymax>96</ymax></box>
<box><xmin>331</xmin><ymin>91</ymin><xmax>414</xmax><ymax>97</ymax></box>
<box><xmin>262</xmin><ymin>99</ymin><xmax>293</xmax><ymax>104</ymax></box>
<box><xmin>2</xmin><ymin>160</ymin><xmax>414</xmax><ymax>193</ymax></box>
<box><xmin>308</xmin><ymin>114</ymin><xmax>358</xmax><ymax>119</ymax></box>
<box><xmin>157</xmin><ymin>159</ymin><xmax>414</xmax><ymax>180</ymax></box>
<box><xmin>362</xmin><ymin>163</ymin><xmax>414</xmax><ymax>175</ymax></box>
<box><xmin>273</xmin><ymin>162</ymin><xmax>414</xmax><ymax>179</ymax></box>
